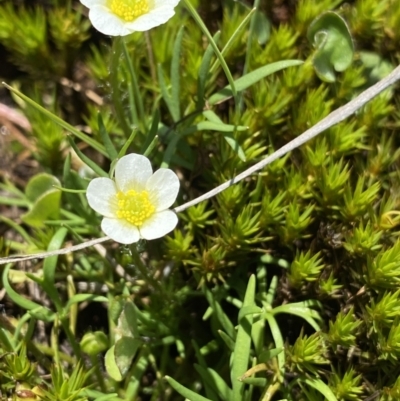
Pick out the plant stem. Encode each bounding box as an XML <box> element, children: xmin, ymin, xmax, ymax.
<box><xmin>182</xmin><ymin>0</ymin><xmax>238</xmax><ymax>105</ymax></box>
<box><xmin>110</xmin><ymin>37</ymin><xmax>132</xmax><ymax>138</ymax></box>
<box><xmin>130</xmin><ymin>248</ymin><xmax>163</xmax><ymax>293</ymax></box>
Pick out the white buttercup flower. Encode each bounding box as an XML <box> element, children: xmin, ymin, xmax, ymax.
<box><xmin>86</xmin><ymin>153</ymin><xmax>180</xmax><ymax>244</ymax></box>
<box><xmin>79</xmin><ymin>0</ymin><xmax>181</xmax><ymax>36</ymax></box>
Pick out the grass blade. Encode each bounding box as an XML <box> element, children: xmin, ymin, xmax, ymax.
<box><xmin>2</xmin><ymin>264</ymin><xmax>54</xmax><ymax>321</ymax></box>
<box><xmin>98</xmin><ymin>113</ymin><xmax>118</xmax><ymax>160</ymax></box>
<box><xmin>68</xmin><ymin>138</ymin><xmax>108</xmax><ymax>178</ymax></box>
<box><xmin>198</xmin><ymin>32</ymin><xmax>220</xmax><ymax>109</ymax></box>
<box><xmin>165</xmin><ymin>376</ymin><xmax>212</xmax><ymax>401</ymax></box>
<box><xmin>3</xmin><ymin>83</ymin><xmax>107</xmax><ymax>156</ymax></box>
<box><xmin>232</xmin><ymin>275</ymin><xmax>256</xmax><ymax>401</ymax></box>
<box><xmin>170</xmin><ymin>26</ymin><xmax>184</xmax><ymax>122</ymax></box>
<box><xmin>208</xmin><ymin>60</ymin><xmax>303</xmax><ymax>105</ymax></box>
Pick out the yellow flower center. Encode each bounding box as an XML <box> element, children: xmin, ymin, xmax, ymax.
<box><xmin>108</xmin><ymin>0</ymin><xmax>149</xmax><ymax>21</ymax></box>
<box><xmin>116</xmin><ymin>190</ymin><xmax>155</xmax><ymax>226</ymax></box>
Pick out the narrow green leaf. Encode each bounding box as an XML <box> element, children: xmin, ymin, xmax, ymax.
<box><xmin>68</xmin><ymin>137</ymin><xmax>108</xmax><ymax>178</ymax></box>
<box><xmin>180</xmin><ymin>121</ymin><xmax>248</xmax><ymax>136</ymax></box>
<box><xmin>141</xmin><ymin>109</ymin><xmax>159</xmax><ymax>155</ymax></box>
<box><xmin>183</xmin><ymin>0</ymin><xmax>238</xmax><ymax>104</ymax></box>
<box><xmin>2</xmin><ymin>264</ymin><xmax>54</xmax><ymax>321</ymax></box>
<box><xmin>122</xmin><ymin>39</ymin><xmax>145</xmax><ymax>126</ymax></box>
<box><xmin>124</xmin><ymin>349</ymin><xmax>149</xmax><ymax>400</ymax></box>
<box><xmin>165</xmin><ymin>376</ymin><xmax>212</xmax><ymax>401</ymax></box>
<box><xmin>66</xmin><ymin>294</ymin><xmax>108</xmax><ymax>311</ymax></box>
<box><xmin>42</xmin><ymin>227</ymin><xmax>68</xmax><ymax>310</ymax></box>
<box><xmin>264</xmin><ymin>313</ymin><xmax>285</xmax><ymax>372</ymax></box>
<box><xmin>0</xmin><ymin>216</ymin><xmax>35</xmax><ymax>246</ymax></box>
<box><xmin>109</xmin><ymin>37</ymin><xmax>131</xmax><ymax>137</ymax></box>
<box><xmin>232</xmin><ymin>275</ymin><xmax>256</xmax><ymax>401</ymax></box>
<box><xmin>124</xmin><ymin>348</ymin><xmax>149</xmax><ymax>401</ymax></box>
<box><xmin>238</xmin><ymin>305</ymin><xmax>262</xmax><ymax>321</ymax></box>
<box><xmin>240</xmin><ymin>378</ymin><xmax>267</xmax><ymax>387</ymax></box>
<box><xmin>303</xmin><ymin>377</ymin><xmax>338</xmax><ymax>401</ymax></box>
<box><xmin>204</xmin><ymin>288</ymin><xmax>236</xmax><ymax>341</ymax></box>
<box><xmin>170</xmin><ymin>26</ymin><xmax>185</xmax><ymax>122</ymax></box>
<box><xmin>251</xmin><ymin>318</ymin><xmax>265</xmax><ymax>356</ymax></box>
<box><xmin>210</xmin><ymin>8</ymin><xmax>256</xmax><ymax>74</ymax></box>
<box><xmin>157</xmin><ymin>64</ymin><xmax>176</xmax><ymax>122</ymax></box>
<box><xmin>198</xmin><ymin>32</ymin><xmax>220</xmax><ymax>108</ymax></box>
<box><xmin>161</xmin><ymin>132</ymin><xmax>180</xmax><ymax>168</ymax></box>
<box><xmin>208</xmin><ymin>60</ymin><xmax>303</xmax><ymax>105</ymax></box>
<box><xmin>126</xmin><ymin>82</ymin><xmax>139</xmax><ymax>127</ymax></box>
<box><xmin>192</xmin><ymin>340</ymin><xmax>220</xmax><ymax>400</ymax></box>
<box><xmin>272</xmin><ymin>303</ymin><xmax>322</xmax><ymax>331</ymax></box>
<box><xmin>63</xmin><ymin>154</ymin><xmax>88</xmax><ymax>217</ymax></box>
<box><xmin>118</xmin><ymin>128</ymin><xmax>138</xmax><ymax>158</ymax></box>
<box><xmin>223</xmin><ymin>134</ymin><xmax>246</xmax><ymax>161</ymax></box>
<box><xmin>82</xmin><ymin>390</ymin><xmax>121</xmax><ymax>401</ymax></box>
<box><xmin>258</xmin><ymin>348</ymin><xmax>283</xmax><ymax>363</ymax></box>
<box><xmin>202</xmin><ymin>110</ymin><xmax>248</xmax><ymax>159</ymax></box>
<box><xmin>98</xmin><ymin>113</ymin><xmax>118</xmax><ymax>160</ymax></box>
<box><xmin>219</xmin><ymin>330</ymin><xmax>235</xmax><ymax>352</ymax></box>
<box><xmin>2</xmin><ymin>83</ymin><xmax>107</xmax><ymax>156</ymax></box>
<box><xmin>195</xmin><ymin>365</ymin><xmax>233</xmax><ymax>401</ymax></box>
<box><xmin>0</xmin><ymin>327</ymin><xmax>15</xmax><ymax>351</ymax></box>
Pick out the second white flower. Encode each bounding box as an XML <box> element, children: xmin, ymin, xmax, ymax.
<box><xmin>86</xmin><ymin>153</ymin><xmax>180</xmax><ymax>244</ymax></box>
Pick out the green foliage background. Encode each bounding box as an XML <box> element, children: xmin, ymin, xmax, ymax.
<box><xmin>1</xmin><ymin>0</ymin><xmax>400</xmax><ymax>400</ymax></box>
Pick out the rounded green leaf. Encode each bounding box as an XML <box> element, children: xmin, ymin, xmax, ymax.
<box><xmin>114</xmin><ymin>337</ymin><xmax>142</xmax><ymax>378</ymax></box>
<box><xmin>253</xmin><ymin>10</ymin><xmax>271</xmax><ymax>45</ymax></box>
<box><xmin>308</xmin><ymin>11</ymin><xmax>354</xmax><ymax>82</ymax></box>
<box><xmin>22</xmin><ymin>173</ymin><xmax>61</xmax><ymax>227</ymax></box>
<box><xmin>25</xmin><ymin>173</ymin><xmax>60</xmax><ymax>202</ymax></box>
<box><xmin>105</xmin><ymin>346</ymin><xmax>123</xmax><ymax>382</ymax></box>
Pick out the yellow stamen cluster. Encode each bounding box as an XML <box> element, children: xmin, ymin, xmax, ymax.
<box><xmin>116</xmin><ymin>189</ymin><xmax>155</xmax><ymax>226</ymax></box>
<box><xmin>108</xmin><ymin>0</ymin><xmax>149</xmax><ymax>21</ymax></box>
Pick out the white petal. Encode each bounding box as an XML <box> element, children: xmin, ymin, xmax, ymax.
<box><xmin>139</xmin><ymin>210</ymin><xmax>178</xmax><ymax>240</ymax></box>
<box><xmin>79</xmin><ymin>0</ymin><xmax>106</xmax><ymax>7</ymax></box>
<box><xmin>124</xmin><ymin>5</ymin><xmax>176</xmax><ymax>31</ymax></box>
<box><xmin>101</xmin><ymin>218</ymin><xmax>140</xmax><ymax>244</ymax></box>
<box><xmin>115</xmin><ymin>154</ymin><xmax>153</xmax><ymax>192</ymax></box>
<box><xmin>89</xmin><ymin>5</ymin><xmax>133</xmax><ymax>36</ymax></box>
<box><xmin>153</xmin><ymin>0</ymin><xmax>181</xmax><ymax>7</ymax></box>
<box><xmin>86</xmin><ymin>177</ymin><xmax>117</xmax><ymax>217</ymax></box>
<box><xmin>146</xmin><ymin>169</ymin><xmax>180</xmax><ymax>211</ymax></box>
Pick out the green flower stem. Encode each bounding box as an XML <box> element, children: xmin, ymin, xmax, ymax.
<box><xmin>35</xmin><ymin>342</ymin><xmax>75</xmax><ymax>364</ymax></box>
<box><xmin>53</xmin><ymin>186</ymin><xmax>87</xmax><ymax>193</ymax></box>
<box><xmin>90</xmin><ymin>355</ymin><xmax>107</xmax><ymax>393</ymax></box>
<box><xmin>182</xmin><ymin>0</ymin><xmax>238</xmax><ymax>103</ymax></box>
<box><xmin>0</xmin><ymin>196</ymin><xmax>29</xmax><ymax>207</ymax></box>
<box><xmin>130</xmin><ymin>248</ymin><xmax>163</xmax><ymax>293</ymax></box>
<box><xmin>122</xmin><ymin>39</ymin><xmax>145</xmax><ymax>127</ymax></box>
<box><xmin>145</xmin><ymin>32</ymin><xmax>157</xmax><ymax>88</ymax></box>
<box><xmin>51</xmin><ymin>317</ymin><xmax>62</xmax><ymax>366</ymax></box>
<box><xmin>110</xmin><ymin>37</ymin><xmax>132</xmax><ymax>138</ymax></box>
<box><xmin>209</xmin><ymin>7</ymin><xmax>256</xmax><ymax>75</ymax></box>
<box><xmin>240</xmin><ymin>0</ymin><xmax>261</xmax><ymax>110</ymax></box>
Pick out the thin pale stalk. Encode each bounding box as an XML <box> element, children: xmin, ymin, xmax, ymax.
<box><xmin>1</xmin><ymin>65</ymin><xmax>400</xmax><ymax>264</ymax></box>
